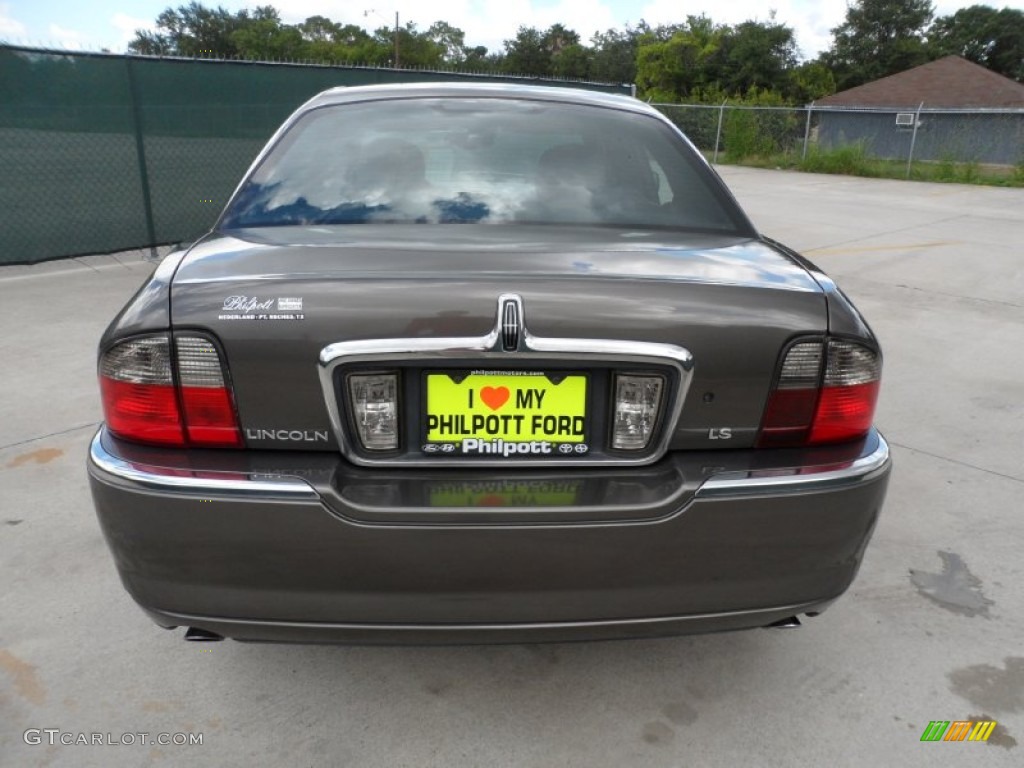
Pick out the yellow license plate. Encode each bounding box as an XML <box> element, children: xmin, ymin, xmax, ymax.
<box><xmin>425</xmin><ymin>372</ymin><xmax>587</xmax><ymax>455</ymax></box>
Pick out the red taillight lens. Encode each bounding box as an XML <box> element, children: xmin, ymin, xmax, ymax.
<box><xmin>99</xmin><ymin>334</ymin><xmax>241</xmax><ymax>448</ymax></box>
<box><xmin>179</xmin><ymin>387</ymin><xmax>240</xmax><ymax>446</ymax></box>
<box><xmin>175</xmin><ymin>336</ymin><xmax>242</xmax><ymax>447</ymax></box>
<box><xmin>809</xmin><ymin>340</ymin><xmax>881</xmax><ymax>445</ymax></box>
<box><xmin>100</xmin><ymin>378</ymin><xmax>183</xmax><ymax>445</ymax></box>
<box><xmin>99</xmin><ymin>336</ymin><xmax>184</xmax><ymax>445</ymax></box>
<box><xmin>758</xmin><ymin>341</ymin><xmax>823</xmax><ymax>447</ymax></box>
<box><xmin>809</xmin><ymin>381</ymin><xmax>880</xmax><ymax>443</ymax></box>
<box><xmin>759</xmin><ymin>338</ymin><xmax>880</xmax><ymax>448</ymax></box>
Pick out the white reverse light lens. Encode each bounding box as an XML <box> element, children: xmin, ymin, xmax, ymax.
<box><xmin>348</xmin><ymin>373</ymin><xmax>399</xmax><ymax>450</ymax></box>
<box><xmin>612</xmin><ymin>374</ymin><xmax>664</xmax><ymax>450</ymax></box>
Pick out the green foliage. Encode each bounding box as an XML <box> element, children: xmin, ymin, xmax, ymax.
<box><xmin>716</xmin><ymin>145</ymin><xmax>1024</xmax><ymax>189</ymax></box>
<box><xmin>123</xmin><ymin>1</ymin><xmax>1021</xmax><ymax>105</ymax></box>
<box><xmin>426</xmin><ymin>21</ymin><xmax>467</xmax><ymax>64</ymax></box>
<box><xmin>718</xmin><ymin>19</ymin><xmax>798</xmax><ymax>94</ymax></box>
<box><xmin>128</xmin><ymin>3</ymin><xmax>476</xmax><ymax>67</ymax></box>
<box><xmin>231</xmin><ymin>17</ymin><xmax>304</xmax><ymax>60</ymax></box>
<box><xmin>499</xmin><ymin>25</ymin><xmax>543</xmax><ymax>73</ymax></box>
<box><xmin>635</xmin><ymin>15</ymin><xmax>805</xmax><ymax>103</ymax></box>
<box><xmin>822</xmin><ymin>0</ymin><xmax>934</xmax><ymax>90</ymax></box>
<box><xmin>552</xmin><ymin>43</ymin><xmax>591</xmax><ymax>78</ymax></box>
<box><xmin>721</xmin><ymin>89</ymin><xmax>799</xmax><ymax>160</ymax></box>
<box><xmin>799</xmin><ymin>143</ymin><xmax>878</xmax><ymax>176</ymax></box>
<box><xmin>929</xmin><ymin>6</ymin><xmax>1024</xmax><ymax>82</ymax></box>
<box><xmin>635</xmin><ymin>16</ymin><xmax>727</xmax><ymax>100</ymax></box>
<box><xmin>588</xmin><ymin>26</ymin><xmax>645</xmax><ymax>84</ymax></box>
<box><xmin>787</xmin><ymin>62</ymin><xmax>836</xmax><ymax>103</ymax></box>
<box><xmin>933</xmin><ymin>155</ymin><xmax>959</xmax><ymax>181</ymax></box>
<box><xmin>130</xmin><ymin>2</ymin><xmax>248</xmax><ymax>56</ymax></box>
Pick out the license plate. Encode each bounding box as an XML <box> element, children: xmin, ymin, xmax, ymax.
<box><xmin>424</xmin><ymin>371</ymin><xmax>588</xmax><ymax>457</ymax></box>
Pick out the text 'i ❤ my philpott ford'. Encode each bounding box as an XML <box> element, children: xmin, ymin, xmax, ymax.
<box><xmin>424</xmin><ymin>371</ymin><xmax>588</xmax><ymax>457</ymax></box>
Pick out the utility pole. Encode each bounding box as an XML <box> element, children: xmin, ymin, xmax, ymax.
<box><xmin>365</xmin><ymin>9</ymin><xmax>399</xmax><ymax>69</ymax></box>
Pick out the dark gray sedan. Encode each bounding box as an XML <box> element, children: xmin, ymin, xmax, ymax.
<box><xmin>88</xmin><ymin>83</ymin><xmax>890</xmax><ymax>644</ymax></box>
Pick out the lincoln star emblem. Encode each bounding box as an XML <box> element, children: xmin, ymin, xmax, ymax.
<box><xmin>501</xmin><ymin>295</ymin><xmax>521</xmax><ymax>351</ymax></box>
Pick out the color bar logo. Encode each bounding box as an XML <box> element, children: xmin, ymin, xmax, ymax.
<box><xmin>920</xmin><ymin>720</ymin><xmax>997</xmax><ymax>742</ymax></box>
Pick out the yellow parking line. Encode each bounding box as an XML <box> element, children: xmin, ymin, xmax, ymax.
<box><xmin>807</xmin><ymin>241</ymin><xmax>955</xmax><ymax>256</ymax></box>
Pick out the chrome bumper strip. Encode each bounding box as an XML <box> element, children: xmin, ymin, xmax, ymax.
<box><xmin>696</xmin><ymin>433</ymin><xmax>890</xmax><ymax>498</ymax></box>
<box><xmin>90</xmin><ymin>426</ymin><xmax>889</xmax><ymax>503</ymax></box>
<box><xmin>88</xmin><ymin>429</ymin><xmax>319</xmax><ymax>499</ymax></box>
<box><xmin>155</xmin><ymin>600</ymin><xmax>822</xmax><ymax>634</ymax></box>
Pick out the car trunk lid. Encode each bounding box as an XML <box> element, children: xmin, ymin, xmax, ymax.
<box><xmin>169</xmin><ymin>225</ymin><xmax>826</xmax><ymax>458</ymax></box>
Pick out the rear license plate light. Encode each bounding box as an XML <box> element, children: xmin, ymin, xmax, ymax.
<box><xmin>612</xmin><ymin>374</ymin><xmax>664</xmax><ymax>450</ymax></box>
<box><xmin>348</xmin><ymin>372</ymin><xmax>399</xmax><ymax>451</ymax></box>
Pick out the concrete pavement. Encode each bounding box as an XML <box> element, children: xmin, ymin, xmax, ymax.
<box><xmin>1</xmin><ymin>171</ymin><xmax>1022</xmax><ymax>767</ymax></box>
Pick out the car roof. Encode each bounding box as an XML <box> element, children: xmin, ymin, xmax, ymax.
<box><xmin>301</xmin><ymin>81</ymin><xmax>650</xmax><ymax>116</ymax></box>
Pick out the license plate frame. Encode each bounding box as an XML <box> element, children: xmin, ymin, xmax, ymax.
<box><xmin>422</xmin><ymin>370</ymin><xmax>590</xmax><ymax>458</ymax></box>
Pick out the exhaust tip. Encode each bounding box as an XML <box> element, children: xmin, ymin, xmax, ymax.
<box><xmin>765</xmin><ymin>616</ymin><xmax>802</xmax><ymax>630</ymax></box>
<box><xmin>185</xmin><ymin>626</ymin><xmax>224</xmax><ymax>642</ymax></box>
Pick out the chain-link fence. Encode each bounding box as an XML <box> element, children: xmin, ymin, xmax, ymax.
<box><xmin>655</xmin><ymin>102</ymin><xmax>1024</xmax><ymax>175</ymax></box>
<box><xmin>0</xmin><ymin>45</ymin><xmax>631</xmax><ymax>265</ymax></box>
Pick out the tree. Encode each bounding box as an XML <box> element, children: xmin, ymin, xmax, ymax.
<box><xmin>552</xmin><ymin>44</ymin><xmax>591</xmax><ymax>78</ymax></box>
<box><xmin>589</xmin><ymin>26</ymin><xmax>646</xmax><ymax>84</ymax></box>
<box><xmin>500</xmin><ymin>24</ymin><xmax>587</xmax><ymax>77</ymax></box>
<box><xmin>718</xmin><ymin>18</ymin><xmax>799</xmax><ymax>94</ymax></box>
<box><xmin>542</xmin><ymin>24</ymin><xmax>580</xmax><ymax>54</ymax></box>
<box><xmin>426</xmin><ymin>21</ymin><xmax>468</xmax><ymax>64</ymax></box>
<box><xmin>635</xmin><ymin>16</ymin><xmax>726</xmax><ymax>101</ymax></box>
<box><xmin>929</xmin><ymin>5</ymin><xmax>1024</xmax><ymax>82</ymax></box>
<box><xmin>298</xmin><ymin>15</ymin><xmax>340</xmax><ymax>44</ymax></box>
<box><xmin>231</xmin><ymin>7</ymin><xmax>304</xmax><ymax>60</ymax></box>
<box><xmin>822</xmin><ymin>0</ymin><xmax>934</xmax><ymax>89</ymax></box>
<box><xmin>372</xmin><ymin>22</ymin><xmax>448</xmax><ymax>68</ymax></box>
<box><xmin>129</xmin><ymin>2</ymin><xmax>251</xmax><ymax>57</ymax></box>
<box><xmin>462</xmin><ymin>45</ymin><xmax>492</xmax><ymax>68</ymax></box>
<box><xmin>786</xmin><ymin>62</ymin><xmax>837</xmax><ymax>103</ymax></box>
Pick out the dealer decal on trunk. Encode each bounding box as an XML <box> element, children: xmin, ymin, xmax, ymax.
<box><xmin>218</xmin><ymin>296</ymin><xmax>305</xmax><ymax>321</ymax></box>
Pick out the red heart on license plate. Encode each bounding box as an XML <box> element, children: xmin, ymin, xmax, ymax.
<box><xmin>480</xmin><ymin>386</ymin><xmax>510</xmax><ymax>410</ymax></box>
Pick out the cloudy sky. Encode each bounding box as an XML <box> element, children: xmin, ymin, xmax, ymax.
<box><xmin>2</xmin><ymin>0</ymin><xmax>1023</xmax><ymax>61</ymax></box>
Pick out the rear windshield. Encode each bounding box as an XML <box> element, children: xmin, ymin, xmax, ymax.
<box><xmin>220</xmin><ymin>98</ymin><xmax>747</xmax><ymax>233</ymax></box>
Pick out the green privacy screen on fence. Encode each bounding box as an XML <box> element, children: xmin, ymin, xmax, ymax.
<box><xmin>0</xmin><ymin>46</ymin><xmax>631</xmax><ymax>265</ymax></box>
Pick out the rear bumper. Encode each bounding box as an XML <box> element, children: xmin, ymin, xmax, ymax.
<box><xmin>88</xmin><ymin>427</ymin><xmax>890</xmax><ymax>644</ymax></box>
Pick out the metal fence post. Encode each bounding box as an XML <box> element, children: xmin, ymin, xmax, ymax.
<box><xmin>713</xmin><ymin>99</ymin><xmax>726</xmax><ymax>163</ymax></box>
<box><xmin>125</xmin><ymin>58</ymin><xmax>158</xmax><ymax>259</ymax></box>
<box><xmin>802</xmin><ymin>102</ymin><xmax>814</xmax><ymax>160</ymax></box>
<box><xmin>906</xmin><ymin>101</ymin><xmax>924</xmax><ymax>180</ymax></box>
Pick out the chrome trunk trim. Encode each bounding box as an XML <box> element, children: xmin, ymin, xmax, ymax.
<box><xmin>318</xmin><ymin>293</ymin><xmax>694</xmax><ymax>467</ymax></box>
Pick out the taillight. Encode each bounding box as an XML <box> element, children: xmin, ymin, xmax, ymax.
<box><xmin>99</xmin><ymin>336</ymin><xmax>183</xmax><ymax>446</ymax></box>
<box><xmin>99</xmin><ymin>333</ymin><xmax>241</xmax><ymax>448</ymax></box>
<box><xmin>175</xmin><ymin>337</ymin><xmax>243</xmax><ymax>447</ymax></box>
<box><xmin>809</xmin><ymin>341</ymin><xmax>881</xmax><ymax>444</ymax></box>
<box><xmin>758</xmin><ymin>338</ymin><xmax>880</xmax><ymax>448</ymax></box>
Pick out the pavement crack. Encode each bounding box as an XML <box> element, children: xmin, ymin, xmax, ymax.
<box><xmin>849</xmin><ymin>277</ymin><xmax>1024</xmax><ymax>310</ymax></box>
<box><xmin>70</xmin><ymin>256</ymin><xmax>102</xmax><ymax>273</ymax></box>
<box><xmin>888</xmin><ymin>441</ymin><xmax>1024</xmax><ymax>485</ymax></box>
<box><xmin>0</xmin><ymin>422</ymin><xmax>100</xmax><ymax>452</ymax></box>
<box><xmin>803</xmin><ymin>213</ymin><xmax>969</xmax><ymax>254</ymax></box>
